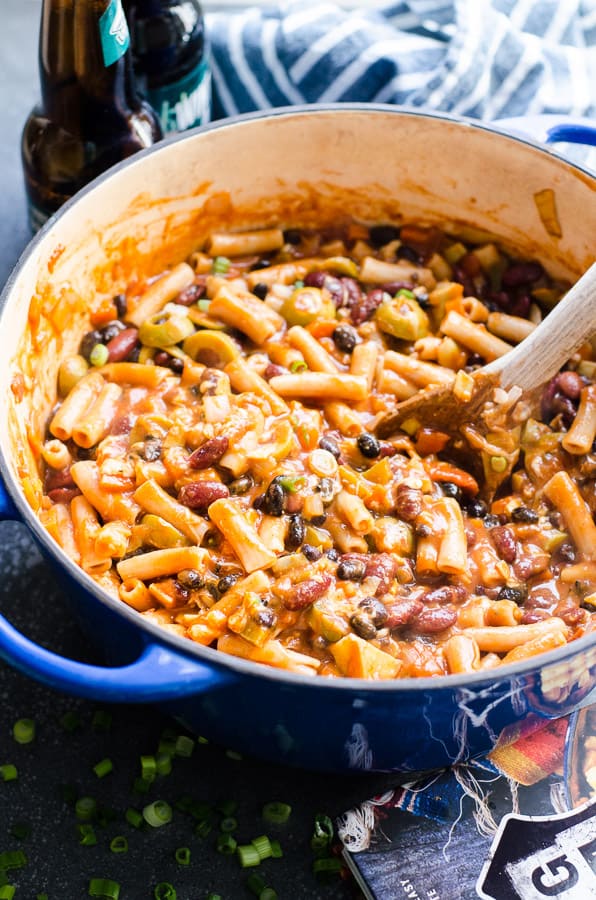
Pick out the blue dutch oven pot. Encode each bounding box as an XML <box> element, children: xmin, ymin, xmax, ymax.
<box><xmin>0</xmin><ymin>106</ymin><xmax>594</xmax><ymax>773</ymax></box>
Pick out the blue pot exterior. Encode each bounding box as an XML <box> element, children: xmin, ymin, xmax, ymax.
<box><xmin>0</xmin><ymin>105</ymin><xmax>595</xmax><ymax>773</ymax></box>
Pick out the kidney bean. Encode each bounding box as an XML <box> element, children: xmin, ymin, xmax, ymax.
<box><xmin>558</xmin><ymin>370</ymin><xmax>584</xmax><ymax>399</ymax></box>
<box><xmin>490</xmin><ymin>526</ymin><xmax>517</xmax><ymax>563</ymax></box>
<box><xmin>394</xmin><ymin>484</ymin><xmax>422</xmax><ymax>522</ymax></box>
<box><xmin>526</xmin><ymin>585</ymin><xmax>556</xmax><ymax>610</ymax></box>
<box><xmin>423</xmin><ymin>584</ymin><xmax>467</xmax><ymax>606</ymax></box>
<box><xmin>341</xmin><ymin>277</ymin><xmax>363</xmax><ymax>310</ymax></box>
<box><xmin>264</xmin><ymin>363</ymin><xmax>285</xmax><ymax>380</ymax></box>
<box><xmin>176</xmin><ymin>281</ymin><xmax>206</xmax><ymax>305</ymax></box>
<box><xmin>541</xmin><ymin>375</ymin><xmax>559</xmax><ymax>420</ymax></box>
<box><xmin>521</xmin><ymin>609</ymin><xmax>551</xmax><ymax>624</ymax></box>
<box><xmin>556</xmin><ymin>542</ymin><xmax>576</xmax><ymax>565</ymax></box>
<box><xmin>188</xmin><ymin>436</ymin><xmax>229</xmax><ymax>469</ymax></box>
<box><xmin>414</xmin><ymin>607</ymin><xmax>457</xmax><ymax>634</ymax></box>
<box><xmin>365</xmin><ymin>553</ymin><xmax>399</xmax><ymax>595</ymax></box>
<box><xmin>154</xmin><ymin>351</ymin><xmax>184</xmax><ymax>374</ymax></box>
<box><xmin>513</xmin><ymin>552</ymin><xmax>549</xmax><ymax>580</ymax></box>
<box><xmin>350</xmin><ymin>288</ymin><xmax>388</xmax><ymax>325</ymax></box>
<box><xmin>551</xmin><ymin>393</ymin><xmax>578</xmax><ymax>428</ymax></box>
<box><xmin>554</xmin><ymin>598</ymin><xmax>584</xmax><ymax>626</ymax></box>
<box><xmin>284</xmin><ymin>574</ymin><xmax>333</xmax><ymax>611</ymax></box>
<box><xmin>48</xmin><ymin>486</ymin><xmax>81</xmax><ymax>504</ymax></box>
<box><xmin>304</xmin><ymin>270</ymin><xmax>327</xmax><ymax>289</ymax></box>
<box><xmin>107</xmin><ymin>327</ymin><xmax>139</xmax><ymax>362</ymax></box>
<box><xmin>502</xmin><ymin>261</ymin><xmax>543</xmax><ymax>288</ymax></box>
<box><xmin>510</xmin><ymin>294</ymin><xmax>531</xmax><ymax>318</ymax></box>
<box><xmin>379</xmin><ymin>280</ymin><xmax>416</xmax><ymax>295</ymax></box>
<box><xmin>178</xmin><ymin>481</ymin><xmax>230</xmax><ymax>509</ymax></box>
<box><xmin>319</xmin><ymin>434</ymin><xmax>341</xmax><ymax>459</ymax></box>
<box><xmin>44</xmin><ymin>467</ymin><xmax>76</xmax><ymax>492</ymax></box>
<box><xmin>385</xmin><ymin>597</ymin><xmax>424</xmax><ymax>629</ymax></box>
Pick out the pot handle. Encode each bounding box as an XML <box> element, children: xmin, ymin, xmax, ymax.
<box><xmin>0</xmin><ymin>614</ymin><xmax>235</xmax><ymax>701</ymax></box>
<box><xmin>494</xmin><ymin>114</ymin><xmax>596</xmax><ymax>150</ymax></box>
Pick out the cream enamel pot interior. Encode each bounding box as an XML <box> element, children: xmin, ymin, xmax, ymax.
<box><xmin>0</xmin><ymin>106</ymin><xmax>595</xmax><ymax>774</ymax></box>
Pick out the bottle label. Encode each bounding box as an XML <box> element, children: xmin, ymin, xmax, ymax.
<box><xmin>146</xmin><ymin>60</ymin><xmax>212</xmax><ymax>134</ymax></box>
<box><xmin>99</xmin><ymin>0</ymin><xmax>130</xmax><ymax>68</ymax></box>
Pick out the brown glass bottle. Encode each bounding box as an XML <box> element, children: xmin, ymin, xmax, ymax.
<box><xmin>21</xmin><ymin>0</ymin><xmax>163</xmax><ymax>232</ymax></box>
<box><xmin>123</xmin><ymin>0</ymin><xmax>211</xmax><ymax>135</ymax></box>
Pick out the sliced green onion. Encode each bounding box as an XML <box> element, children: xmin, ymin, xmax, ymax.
<box><xmin>88</xmin><ymin>878</ymin><xmax>120</xmax><ymax>898</ymax></box>
<box><xmin>216</xmin><ymin>833</ymin><xmax>237</xmax><ymax>855</ymax></box>
<box><xmin>157</xmin><ymin>738</ymin><xmax>176</xmax><ymax>756</ymax></box>
<box><xmin>174</xmin><ymin>846</ymin><xmax>191</xmax><ymax>866</ymax></box>
<box><xmin>312</xmin><ymin>857</ymin><xmax>343</xmax><ymax>879</ymax></box>
<box><xmin>78</xmin><ymin>824</ymin><xmax>97</xmax><ymax>846</ymax></box>
<box><xmin>76</xmin><ymin>797</ymin><xmax>98</xmax><ymax>822</ymax></box>
<box><xmin>212</xmin><ymin>256</ymin><xmax>231</xmax><ymax>275</ymax></box>
<box><xmin>206</xmin><ymin>894</ymin><xmax>222</xmax><ymax>900</ymax></box>
<box><xmin>13</xmin><ymin>718</ymin><xmax>35</xmax><ymax>744</ymax></box>
<box><xmin>60</xmin><ymin>711</ymin><xmax>81</xmax><ymax>732</ymax></box>
<box><xmin>0</xmin><ymin>851</ymin><xmax>27</xmax><ymax>871</ymax></box>
<box><xmin>237</xmin><ymin>844</ymin><xmax>261</xmax><ymax>868</ymax></box>
<box><xmin>156</xmin><ymin>752</ymin><xmax>172</xmax><ymax>776</ymax></box>
<box><xmin>197</xmin><ymin>298</ymin><xmax>211</xmax><ymax>312</ymax></box>
<box><xmin>225</xmin><ymin>749</ymin><xmax>243</xmax><ymax>761</ymax></box>
<box><xmin>110</xmin><ymin>836</ymin><xmax>128</xmax><ymax>854</ymax></box>
<box><xmin>310</xmin><ymin>813</ymin><xmax>334</xmax><ymax>850</ymax></box>
<box><xmin>293</xmin><ymin>280</ymin><xmax>305</xmax><ymax>289</ymax></box>
<box><xmin>0</xmin><ymin>765</ymin><xmax>17</xmax><ymax>783</ymax></box>
<box><xmin>262</xmin><ymin>801</ymin><xmax>292</xmax><ymax>824</ymax></box>
<box><xmin>174</xmin><ymin>735</ymin><xmax>194</xmax><ymax>758</ymax></box>
<box><xmin>252</xmin><ymin>835</ymin><xmax>273</xmax><ymax>860</ymax></box>
<box><xmin>289</xmin><ymin>359</ymin><xmax>308</xmax><ymax>374</ymax></box>
<box><xmin>396</xmin><ymin>288</ymin><xmax>415</xmax><ymax>299</ymax></box>
<box><xmin>246</xmin><ymin>872</ymin><xmax>266</xmax><ymax>896</ymax></box>
<box><xmin>89</xmin><ymin>343</ymin><xmax>109</xmax><ymax>367</ymax></box>
<box><xmin>269</xmin><ymin>840</ymin><xmax>283</xmax><ymax>859</ymax></box>
<box><xmin>0</xmin><ymin>886</ymin><xmax>15</xmax><ymax>899</ymax></box>
<box><xmin>36</xmin><ymin>894</ymin><xmax>49</xmax><ymax>900</ymax></box>
<box><xmin>132</xmin><ymin>776</ymin><xmax>151</xmax><ymax>795</ymax></box>
<box><xmin>92</xmin><ymin>710</ymin><xmax>112</xmax><ymax>732</ymax></box>
<box><xmin>154</xmin><ymin>885</ymin><xmax>176</xmax><ymax>900</ymax></box>
<box><xmin>93</xmin><ymin>758</ymin><xmax>113</xmax><ymax>779</ymax></box>
<box><xmin>195</xmin><ymin>820</ymin><xmax>212</xmax><ymax>839</ymax></box>
<box><xmin>125</xmin><ymin>807</ymin><xmax>143</xmax><ymax>829</ymax></box>
<box><xmin>220</xmin><ymin>816</ymin><xmax>237</xmax><ymax>833</ymax></box>
<box><xmin>216</xmin><ymin>799</ymin><xmax>237</xmax><ymax>817</ymax></box>
<box><xmin>277</xmin><ymin>475</ymin><xmax>306</xmax><ymax>493</ymax></box>
<box><xmin>143</xmin><ymin>800</ymin><xmax>173</xmax><ymax>828</ymax></box>
<box><xmin>10</xmin><ymin>821</ymin><xmax>31</xmax><ymax>840</ymax></box>
<box><xmin>141</xmin><ymin>755</ymin><xmax>157</xmax><ymax>782</ymax></box>
<box><xmin>259</xmin><ymin>889</ymin><xmax>278</xmax><ymax>900</ymax></box>
<box><xmin>197</xmin><ymin>735</ymin><xmax>209</xmax><ymax>745</ymax></box>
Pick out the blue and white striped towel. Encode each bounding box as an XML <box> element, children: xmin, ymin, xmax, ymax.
<box><xmin>206</xmin><ymin>0</ymin><xmax>596</xmax><ymax>122</ymax></box>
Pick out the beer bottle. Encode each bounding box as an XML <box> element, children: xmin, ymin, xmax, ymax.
<box><xmin>123</xmin><ymin>1</ymin><xmax>211</xmax><ymax>135</ymax></box>
<box><xmin>21</xmin><ymin>0</ymin><xmax>162</xmax><ymax>232</ymax></box>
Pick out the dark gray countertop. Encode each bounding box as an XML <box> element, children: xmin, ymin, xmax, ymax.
<box><xmin>0</xmin><ymin>3</ymin><xmax>381</xmax><ymax>897</ymax></box>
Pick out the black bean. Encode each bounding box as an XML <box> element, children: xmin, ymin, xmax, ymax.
<box><xmin>484</xmin><ymin>514</ymin><xmax>502</xmax><ymax>529</ymax></box>
<box><xmin>465</xmin><ymin>498</ymin><xmax>487</xmax><ymax>519</ymax></box>
<box><xmin>252</xmin><ymin>493</ymin><xmax>266</xmax><ymax>511</ymax></box>
<box><xmin>252</xmin><ymin>282</ymin><xmax>269</xmax><ymax>300</ymax></box>
<box><xmin>332</xmin><ymin>325</ymin><xmax>358</xmax><ymax>354</ymax></box>
<box><xmin>350</xmin><ymin>613</ymin><xmax>378</xmax><ymax>641</ymax></box>
<box><xmin>113</xmin><ymin>293</ymin><xmax>127</xmax><ymax>318</ymax></box>
<box><xmin>283</xmin><ymin>228</ymin><xmax>302</xmax><ymax>245</ymax></box>
<box><xmin>154</xmin><ymin>351</ymin><xmax>184</xmax><ymax>374</ymax></box>
<box><xmin>286</xmin><ymin>515</ymin><xmax>306</xmax><ymax>550</ymax></box>
<box><xmin>369</xmin><ymin>224</ymin><xmax>400</xmax><ymax>248</ymax></box>
<box><xmin>441</xmin><ymin>481</ymin><xmax>462</xmax><ymax>503</ymax></box>
<box><xmin>326</xmin><ymin>548</ymin><xmax>339</xmax><ymax>562</ymax></box>
<box><xmin>497</xmin><ymin>585</ymin><xmax>527</xmax><ymax>605</ymax></box>
<box><xmin>177</xmin><ymin>569</ymin><xmax>205</xmax><ymax>589</ymax></box>
<box><xmin>414</xmin><ymin>289</ymin><xmax>430</xmax><ymax>308</ymax></box>
<box><xmin>511</xmin><ymin>506</ymin><xmax>539</xmax><ymax>524</ymax></box>
<box><xmin>396</xmin><ymin>244</ymin><xmax>422</xmax><ymax>264</ymax></box>
<box><xmin>101</xmin><ymin>319</ymin><xmax>126</xmax><ymax>343</ymax></box>
<box><xmin>251</xmin><ymin>258</ymin><xmax>271</xmax><ymax>271</ymax></box>
<box><xmin>310</xmin><ymin>514</ymin><xmax>327</xmax><ymax>527</ymax></box>
<box><xmin>357</xmin><ymin>432</ymin><xmax>380</xmax><ymax>459</ymax></box>
<box><xmin>317</xmin><ymin>478</ymin><xmax>336</xmax><ymax>504</ymax></box>
<box><xmin>218</xmin><ymin>574</ymin><xmax>239</xmax><ymax>594</ymax></box>
<box><xmin>358</xmin><ymin>597</ymin><xmax>388</xmax><ymax>628</ymax></box>
<box><xmin>229</xmin><ymin>475</ymin><xmax>254</xmax><ymax>495</ymax></box>
<box><xmin>143</xmin><ymin>436</ymin><xmax>162</xmax><ymax>462</ymax></box>
<box><xmin>318</xmin><ymin>435</ymin><xmax>341</xmax><ymax>458</ymax></box>
<box><xmin>257</xmin><ymin>608</ymin><xmax>276</xmax><ymax>628</ymax></box>
<box><xmin>265</xmin><ymin>480</ymin><xmax>285</xmax><ymax>516</ymax></box>
<box><xmin>80</xmin><ymin>329</ymin><xmax>104</xmax><ymax>361</ymax></box>
<box><xmin>302</xmin><ymin>544</ymin><xmax>322</xmax><ymax>562</ymax></box>
<box><xmin>337</xmin><ymin>558</ymin><xmax>366</xmax><ymax>582</ymax></box>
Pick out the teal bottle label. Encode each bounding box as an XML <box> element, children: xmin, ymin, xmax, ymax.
<box><xmin>99</xmin><ymin>0</ymin><xmax>130</xmax><ymax>68</ymax></box>
<box><xmin>146</xmin><ymin>59</ymin><xmax>212</xmax><ymax>133</ymax></box>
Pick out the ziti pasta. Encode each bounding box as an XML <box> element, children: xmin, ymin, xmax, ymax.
<box><xmin>37</xmin><ymin>222</ymin><xmax>596</xmax><ymax>680</ymax></box>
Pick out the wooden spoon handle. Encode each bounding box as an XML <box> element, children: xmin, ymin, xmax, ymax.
<box><xmin>484</xmin><ymin>261</ymin><xmax>596</xmax><ymax>391</ymax></box>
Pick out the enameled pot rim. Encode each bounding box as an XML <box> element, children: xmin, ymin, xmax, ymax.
<box><xmin>1</xmin><ymin>103</ymin><xmax>595</xmax><ymax>693</ymax></box>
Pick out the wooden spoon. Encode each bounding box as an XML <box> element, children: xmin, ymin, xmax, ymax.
<box><xmin>376</xmin><ymin>261</ymin><xmax>596</xmax><ymax>439</ymax></box>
